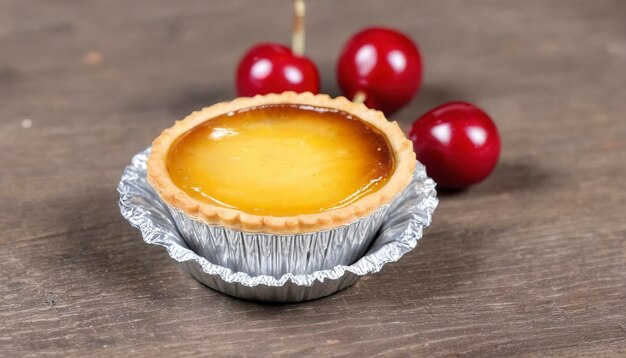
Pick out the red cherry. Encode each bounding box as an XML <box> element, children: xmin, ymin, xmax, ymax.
<box><xmin>337</xmin><ymin>27</ymin><xmax>422</xmax><ymax>115</ymax></box>
<box><xmin>236</xmin><ymin>43</ymin><xmax>320</xmax><ymax>97</ymax></box>
<box><xmin>409</xmin><ymin>101</ymin><xmax>501</xmax><ymax>189</ymax></box>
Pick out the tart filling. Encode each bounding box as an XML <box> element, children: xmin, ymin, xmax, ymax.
<box><xmin>167</xmin><ymin>104</ymin><xmax>394</xmax><ymax>216</ymax></box>
<box><xmin>147</xmin><ymin>92</ymin><xmax>416</xmax><ymax>233</ymax></box>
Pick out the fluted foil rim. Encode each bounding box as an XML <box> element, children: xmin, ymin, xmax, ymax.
<box><xmin>118</xmin><ymin>148</ymin><xmax>438</xmax><ymax>288</ymax></box>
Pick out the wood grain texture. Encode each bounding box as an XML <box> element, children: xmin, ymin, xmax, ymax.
<box><xmin>1</xmin><ymin>0</ymin><xmax>625</xmax><ymax>356</ymax></box>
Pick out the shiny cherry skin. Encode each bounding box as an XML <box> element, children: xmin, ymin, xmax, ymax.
<box><xmin>337</xmin><ymin>27</ymin><xmax>422</xmax><ymax>115</ymax></box>
<box><xmin>236</xmin><ymin>43</ymin><xmax>320</xmax><ymax>97</ymax></box>
<box><xmin>409</xmin><ymin>101</ymin><xmax>501</xmax><ymax>189</ymax></box>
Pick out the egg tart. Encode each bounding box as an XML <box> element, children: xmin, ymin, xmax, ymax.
<box><xmin>147</xmin><ymin>92</ymin><xmax>415</xmax><ymax>234</ymax></box>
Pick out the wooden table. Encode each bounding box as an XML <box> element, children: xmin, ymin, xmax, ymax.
<box><xmin>2</xmin><ymin>1</ymin><xmax>625</xmax><ymax>356</ymax></box>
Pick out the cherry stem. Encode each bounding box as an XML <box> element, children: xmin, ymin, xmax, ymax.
<box><xmin>292</xmin><ymin>0</ymin><xmax>306</xmax><ymax>56</ymax></box>
<box><xmin>353</xmin><ymin>90</ymin><xmax>367</xmax><ymax>104</ymax></box>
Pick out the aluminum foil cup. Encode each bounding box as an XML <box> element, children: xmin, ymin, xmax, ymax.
<box><xmin>168</xmin><ymin>196</ymin><xmax>390</xmax><ymax>277</ymax></box>
<box><xmin>118</xmin><ymin>149</ymin><xmax>438</xmax><ymax>302</ymax></box>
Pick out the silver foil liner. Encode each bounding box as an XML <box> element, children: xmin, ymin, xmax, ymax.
<box><xmin>168</xmin><ymin>199</ymin><xmax>389</xmax><ymax>277</ymax></box>
<box><xmin>118</xmin><ymin>149</ymin><xmax>438</xmax><ymax>302</ymax></box>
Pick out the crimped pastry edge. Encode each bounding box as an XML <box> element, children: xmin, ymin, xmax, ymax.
<box><xmin>146</xmin><ymin>91</ymin><xmax>416</xmax><ymax>234</ymax></box>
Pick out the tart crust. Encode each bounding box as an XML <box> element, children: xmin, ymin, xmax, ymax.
<box><xmin>147</xmin><ymin>92</ymin><xmax>416</xmax><ymax>234</ymax></box>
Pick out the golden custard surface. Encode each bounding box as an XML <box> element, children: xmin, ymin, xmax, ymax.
<box><xmin>167</xmin><ymin>104</ymin><xmax>394</xmax><ymax>216</ymax></box>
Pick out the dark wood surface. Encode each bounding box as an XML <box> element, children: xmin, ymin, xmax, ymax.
<box><xmin>1</xmin><ymin>0</ymin><xmax>625</xmax><ymax>356</ymax></box>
